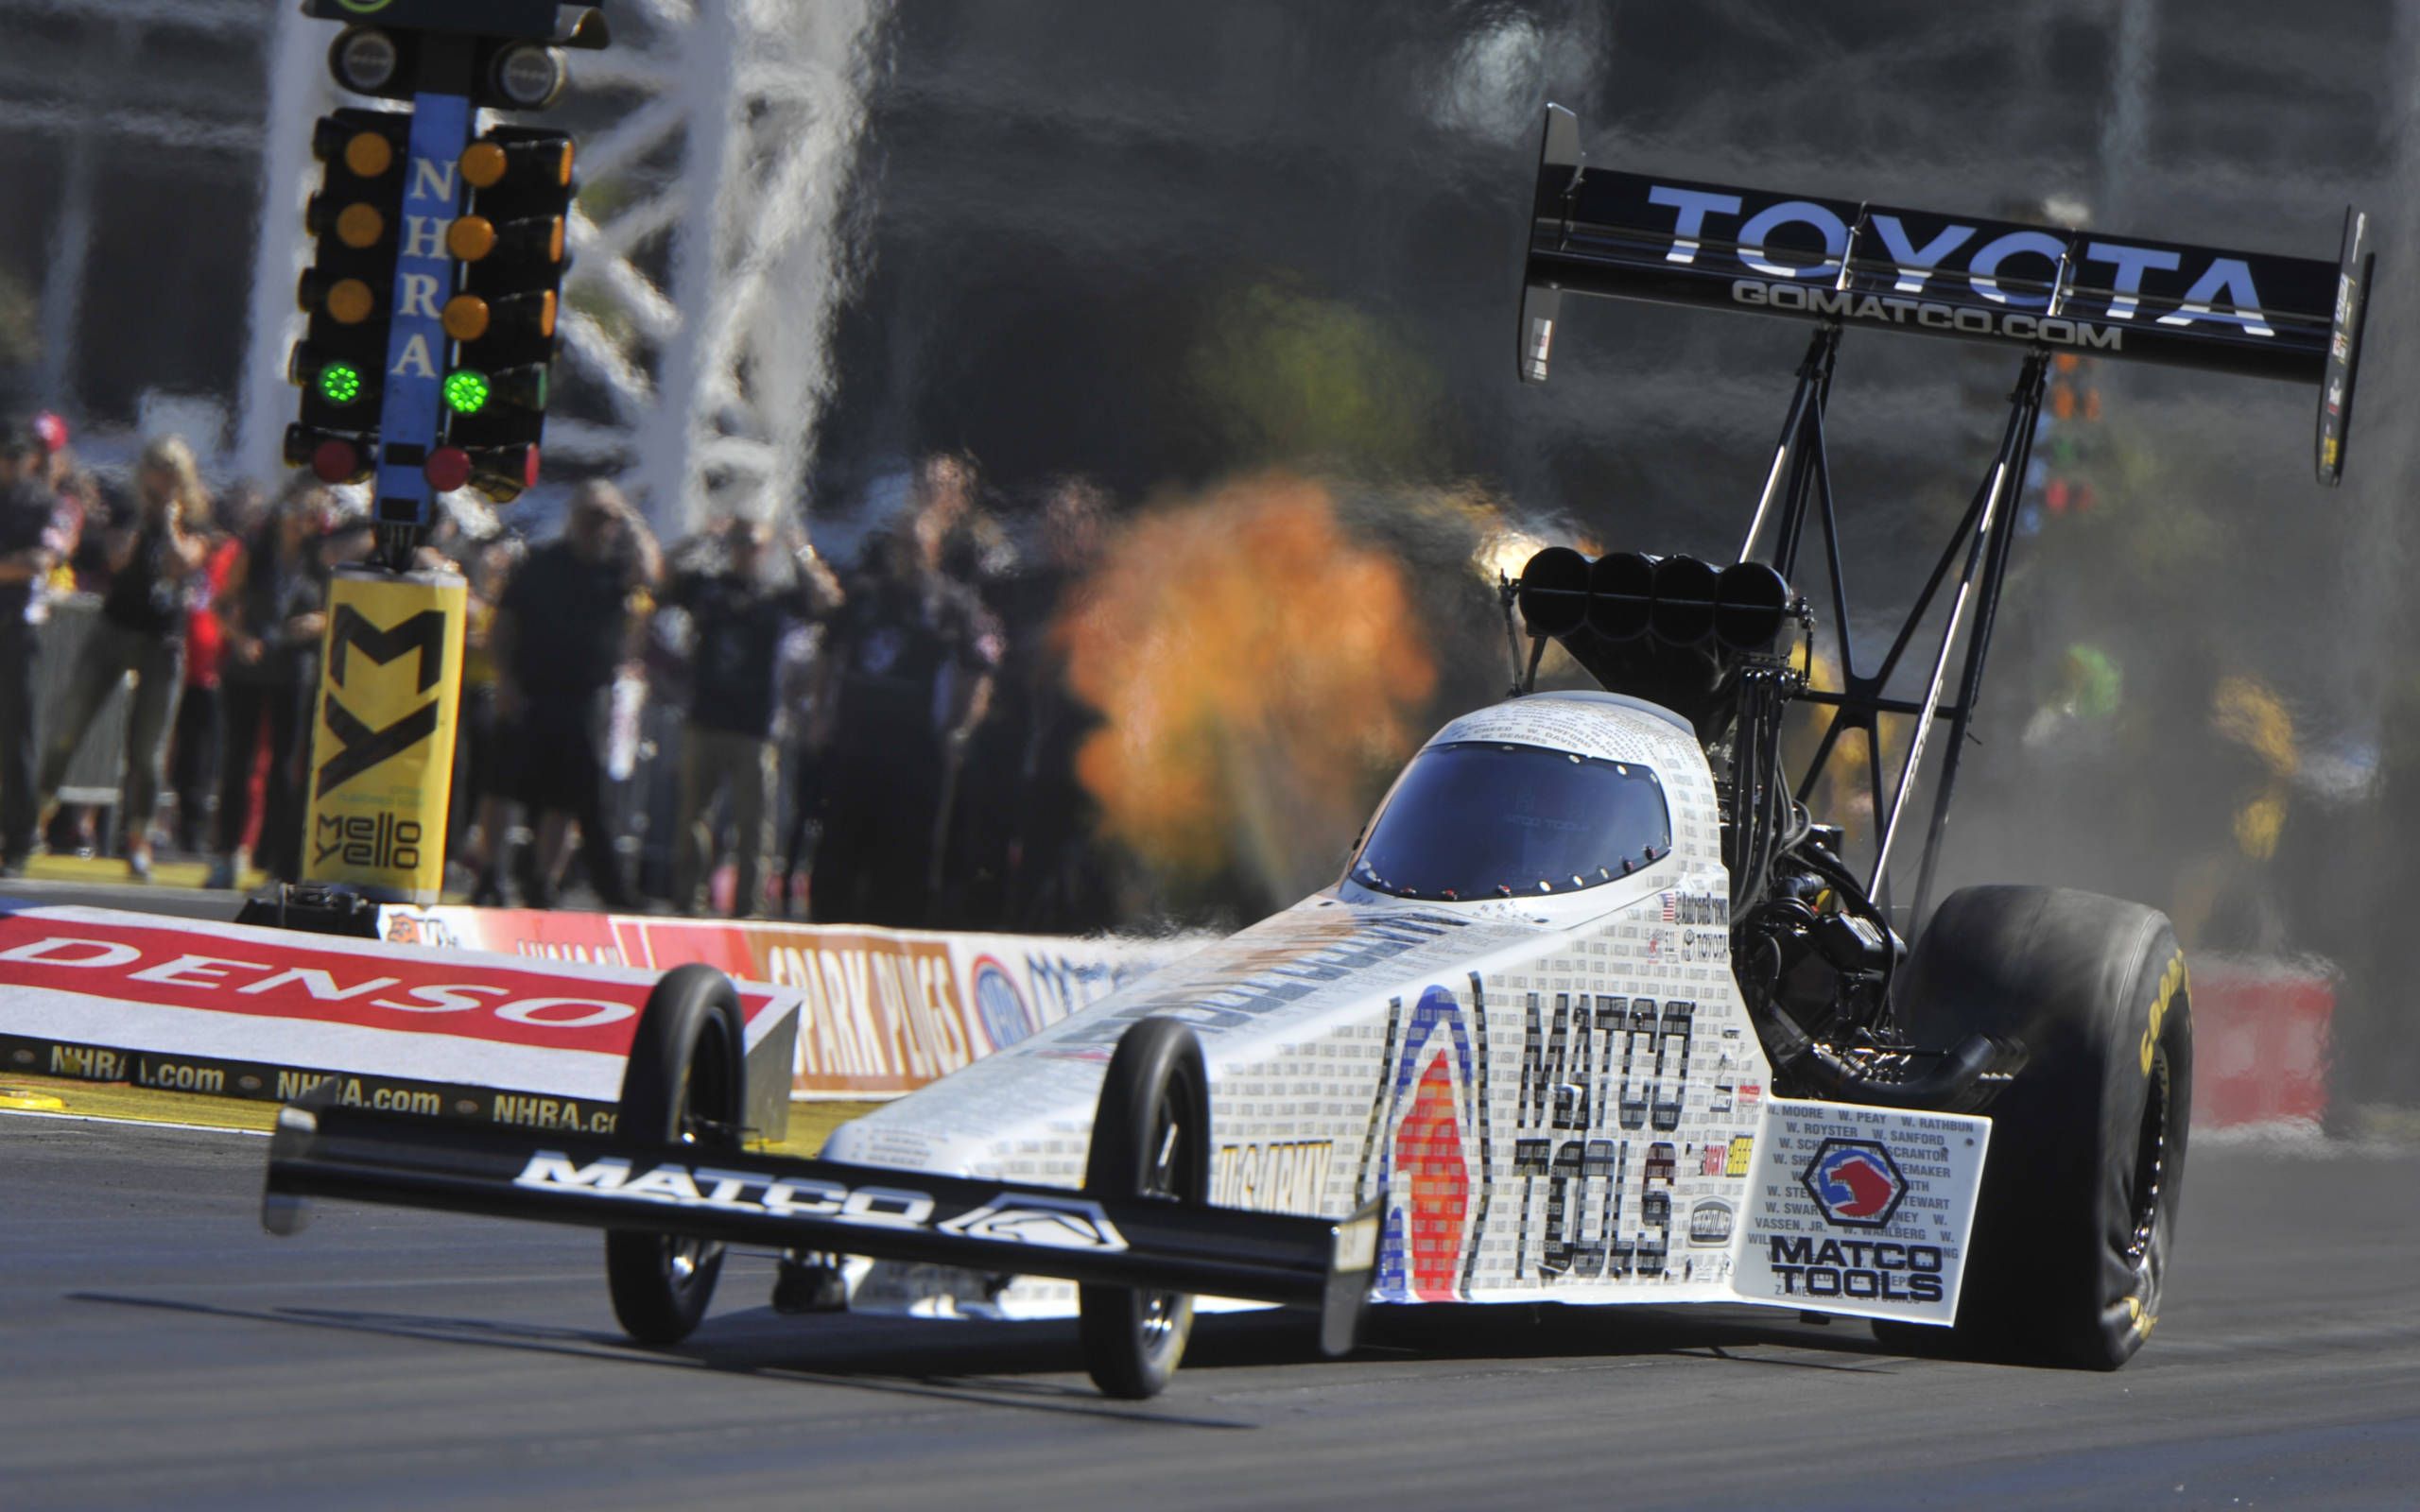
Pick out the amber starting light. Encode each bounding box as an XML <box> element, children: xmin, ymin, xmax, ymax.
<box><xmin>458</xmin><ymin>137</ymin><xmax>573</xmax><ymax>191</ymax></box>
<box><xmin>442</xmin><ymin>295</ymin><xmax>492</xmax><ymax>342</ymax></box>
<box><xmin>336</xmin><ymin>203</ymin><xmax>385</xmax><ymax>249</ymax></box>
<box><xmin>343</xmin><ymin>130</ymin><xmax>393</xmax><ymax>180</ymax></box>
<box><xmin>446</xmin><ymin>215</ymin><xmax>497</xmax><ymax>261</ymax></box>
<box><xmin>459</xmin><ymin>142</ymin><xmax>506</xmax><ymax>189</ymax></box>
<box><xmin>326</xmin><ymin>278</ymin><xmax>375</xmax><ymax>324</ymax></box>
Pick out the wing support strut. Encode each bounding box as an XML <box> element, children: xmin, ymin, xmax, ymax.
<box><xmin>1754</xmin><ymin>325</ymin><xmax>2049</xmax><ymax>927</ymax></box>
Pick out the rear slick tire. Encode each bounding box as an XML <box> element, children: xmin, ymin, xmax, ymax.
<box><xmin>1078</xmin><ymin>1017</ymin><xmax>1211</xmax><ymax>1399</ymax></box>
<box><xmin>605</xmin><ymin>964</ymin><xmax>748</xmax><ymax>1347</ymax></box>
<box><xmin>1880</xmin><ymin>885</ymin><xmax>2192</xmax><ymax>1369</ymax></box>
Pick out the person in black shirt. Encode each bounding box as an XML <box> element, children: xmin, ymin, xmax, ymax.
<box><xmin>36</xmin><ymin>435</ymin><xmax>209</xmax><ymax>880</ymax></box>
<box><xmin>0</xmin><ymin>419</ymin><xmax>70</xmax><ymax>874</ymax></box>
<box><xmin>811</xmin><ymin>521</ymin><xmax>1002</xmax><ymax>926</ymax></box>
<box><xmin>208</xmin><ymin>487</ymin><xmax>331</xmax><ymax>886</ymax></box>
<box><xmin>446</xmin><ymin>537</ymin><xmax>517</xmax><ymax>876</ymax></box>
<box><xmin>659</xmin><ymin>519</ymin><xmax>842</xmax><ymax>916</ymax></box>
<box><xmin>994</xmin><ymin>478</ymin><xmax>1116</xmax><ymax>930</ymax></box>
<box><xmin>473</xmin><ymin>481</ymin><xmax>659</xmax><ymax>908</ymax></box>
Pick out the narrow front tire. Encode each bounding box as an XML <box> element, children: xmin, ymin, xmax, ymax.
<box><xmin>605</xmin><ymin>964</ymin><xmax>748</xmax><ymax>1346</ymax></box>
<box><xmin>1078</xmin><ymin>1017</ymin><xmax>1211</xmax><ymax>1399</ymax></box>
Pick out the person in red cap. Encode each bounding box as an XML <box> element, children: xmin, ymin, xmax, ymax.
<box><xmin>31</xmin><ymin>413</ymin><xmax>69</xmax><ymax>472</ymax></box>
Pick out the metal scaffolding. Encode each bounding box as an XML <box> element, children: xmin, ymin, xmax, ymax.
<box><xmin>232</xmin><ymin>0</ymin><xmax>886</xmax><ymax>533</ymax></box>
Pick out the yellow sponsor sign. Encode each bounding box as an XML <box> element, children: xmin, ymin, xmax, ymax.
<box><xmin>302</xmin><ymin>568</ymin><xmax>466</xmax><ymax>902</ymax></box>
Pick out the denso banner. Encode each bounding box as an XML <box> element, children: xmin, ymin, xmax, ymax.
<box><xmin>0</xmin><ymin>902</ymin><xmax>800</xmax><ymax>1133</ymax></box>
<box><xmin>374</xmin><ymin>905</ymin><xmax>1186</xmax><ymax>1098</ymax></box>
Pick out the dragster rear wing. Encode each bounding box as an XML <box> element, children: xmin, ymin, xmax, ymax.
<box><xmin>264</xmin><ymin>1102</ymin><xmax>1377</xmax><ymax>1355</ymax></box>
<box><xmin>1518</xmin><ymin>104</ymin><xmax>2373</xmax><ymax>485</ymax></box>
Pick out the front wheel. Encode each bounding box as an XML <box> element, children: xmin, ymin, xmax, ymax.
<box><xmin>1882</xmin><ymin>885</ymin><xmax>2193</xmax><ymax>1369</ymax></box>
<box><xmin>1078</xmin><ymin>1017</ymin><xmax>1211</xmax><ymax>1399</ymax></box>
<box><xmin>605</xmin><ymin>964</ymin><xmax>748</xmax><ymax>1346</ymax></box>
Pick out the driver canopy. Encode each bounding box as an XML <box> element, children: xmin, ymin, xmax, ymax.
<box><xmin>1349</xmin><ymin>740</ymin><xmax>1670</xmax><ymax>902</ymax></box>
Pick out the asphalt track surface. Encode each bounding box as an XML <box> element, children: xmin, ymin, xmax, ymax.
<box><xmin>1</xmin><ymin>1118</ymin><xmax>2413</xmax><ymax>1511</ymax></box>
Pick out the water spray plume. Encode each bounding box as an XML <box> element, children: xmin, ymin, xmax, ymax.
<box><xmin>1060</xmin><ymin>474</ymin><xmax>1438</xmax><ymax>906</ymax></box>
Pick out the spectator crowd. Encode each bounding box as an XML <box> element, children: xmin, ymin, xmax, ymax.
<box><xmin>0</xmin><ymin>414</ymin><xmax>1117</xmax><ymax>933</ymax></box>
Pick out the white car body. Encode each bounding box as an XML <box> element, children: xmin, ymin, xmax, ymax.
<box><xmin>827</xmin><ymin>691</ymin><xmax>1991</xmax><ymax>1327</ymax></box>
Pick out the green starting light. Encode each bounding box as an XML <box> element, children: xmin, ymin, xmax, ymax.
<box><xmin>318</xmin><ymin>361</ymin><xmax>365</xmax><ymax>405</ymax></box>
<box><xmin>443</xmin><ymin>368</ymin><xmax>493</xmax><ymax>415</ymax></box>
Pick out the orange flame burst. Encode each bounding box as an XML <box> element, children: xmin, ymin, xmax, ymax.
<box><xmin>1060</xmin><ymin>473</ymin><xmax>1439</xmax><ymax>904</ymax></box>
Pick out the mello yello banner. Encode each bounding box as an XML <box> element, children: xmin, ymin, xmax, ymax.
<box><xmin>304</xmin><ymin>568</ymin><xmax>467</xmax><ymax>904</ymax></box>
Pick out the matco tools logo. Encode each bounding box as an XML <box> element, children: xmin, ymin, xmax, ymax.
<box><xmin>513</xmin><ymin>1152</ymin><xmax>937</xmax><ymax>1226</ymax></box>
<box><xmin>510</xmin><ymin>1154</ymin><xmax>1132</xmax><ymax>1253</ymax></box>
<box><xmin>937</xmin><ymin>1194</ymin><xmax>1126</xmax><ymax>1251</ymax></box>
<box><xmin>1799</xmin><ymin>1138</ymin><xmax>1908</xmax><ymax>1229</ymax></box>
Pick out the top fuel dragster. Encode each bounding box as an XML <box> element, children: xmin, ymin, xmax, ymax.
<box><xmin>259</xmin><ymin>105</ymin><xmax>2370</xmax><ymax>1397</ymax></box>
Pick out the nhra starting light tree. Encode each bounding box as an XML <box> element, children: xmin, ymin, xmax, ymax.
<box><xmin>278</xmin><ymin>1</ymin><xmax>604</xmax><ymax>907</ymax></box>
<box><xmin>285</xmin><ymin>0</ymin><xmax>604</xmax><ymax>566</ymax></box>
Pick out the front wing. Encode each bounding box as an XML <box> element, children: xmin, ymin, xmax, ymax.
<box><xmin>263</xmin><ymin>1104</ymin><xmax>1377</xmax><ymax>1355</ymax></box>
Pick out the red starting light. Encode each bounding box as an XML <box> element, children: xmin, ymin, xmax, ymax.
<box><xmin>310</xmin><ymin>438</ymin><xmax>363</xmax><ymax>484</ymax></box>
<box><xmin>458</xmin><ymin>443</ymin><xmax>543</xmax><ymax>503</ymax></box>
<box><xmin>424</xmin><ymin>446</ymin><xmax>474</xmax><ymax>492</ymax></box>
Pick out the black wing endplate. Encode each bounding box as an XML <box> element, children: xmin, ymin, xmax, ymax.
<box><xmin>1519</xmin><ymin>104</ymin><xmax>2373</xmax><ymax>486</ymax></box>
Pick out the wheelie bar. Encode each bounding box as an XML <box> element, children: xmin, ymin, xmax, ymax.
<box><xmin>263</xmin><ymin>1103</ymin><xmax>1378</xmax><ymax>1355</ymax></box>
